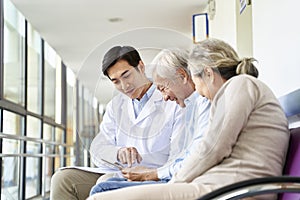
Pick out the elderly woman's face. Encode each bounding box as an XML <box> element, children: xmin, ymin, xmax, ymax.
<box><xmin>191</xmin><ymin>68</ymin><xmax>225</xmax><ymax>101</ymax></box>
<box><xmin>191</xmin><ymin>74</ymin><xmax>211</xmax><ymax>100</ymax></box>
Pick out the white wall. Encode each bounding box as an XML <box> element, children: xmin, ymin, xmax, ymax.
<box><xmin>235</xmin><ymin>0</ymin><xmax>253</xmax><ymax>58</ymax></box>
<box><xmin>79</xmin><ymin>28</ymin><xmax>192</xmax><ymax>104</ymax></box>
<box><xmin>209</xmin><ymin>0</ymin><xmax>237</xmax><ymax>50</ymax></box>
<box><xmin>252</xmin><ymin>0</ymin><xmax>300</xmax><ymax>97</ymax></box>
<box><xmin>208</xmin><ymin>0</ymin><xmax>300</xmax><ymax>97</ymax></box>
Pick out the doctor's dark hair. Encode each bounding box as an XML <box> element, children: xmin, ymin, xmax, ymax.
<box><xmin>188</xmin><ymin>38</ymin><xmax>259</xmax><ymax>80</ymax></box>
<box><xmin>102</xmin><ymin>46</ymin><xmax>141</xmax><ymax>76</ymax></box>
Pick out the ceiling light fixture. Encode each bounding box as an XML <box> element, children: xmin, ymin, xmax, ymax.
<box><xmin>108</xmin><ymin>17</ymin><xmax>123</xmax><ymax>23</ymax></box>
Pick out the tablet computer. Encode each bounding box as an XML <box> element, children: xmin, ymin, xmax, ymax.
<box><xmin>100</xmin><ymin>158</ymin><xmax>124</xmax><ymax>170</ymax></box>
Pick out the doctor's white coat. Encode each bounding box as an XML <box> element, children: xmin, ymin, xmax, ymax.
<box><xmin>90</xmin><ymin>88</ymin><xmax>186</xmax><ymax>170</ymax></box>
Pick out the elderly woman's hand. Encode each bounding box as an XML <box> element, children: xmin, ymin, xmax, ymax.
<box><xmin>121</xmin><ymin>166</ymin><xmax>159</xmax><ymax>181</ymax></box>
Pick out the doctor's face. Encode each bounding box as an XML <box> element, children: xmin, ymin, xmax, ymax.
<box><xmin>107</xmin><ymin>60</ymin><xmax>149</xmax><ymax>99</ymax></box>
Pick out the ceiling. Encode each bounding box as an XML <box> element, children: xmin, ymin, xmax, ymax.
<box><xmin>10</xmin><ymin>0</ymin><xmax>208</xmax><ymax>104</ymax></box>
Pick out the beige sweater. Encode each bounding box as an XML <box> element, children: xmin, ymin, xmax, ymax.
<box><xmin>88</xmin><ymin>75</ymin><xmax>290</xmax><ymax>200</ymax></box>
<box><xmin>170</xmin><ymin>75</ymin><xmax>289</xmax><ymax>186</ymax></box>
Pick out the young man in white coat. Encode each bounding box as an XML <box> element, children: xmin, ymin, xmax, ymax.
<box><xmin>88</xmin><ymin>48</ymin><xmax>210</xmax><ymax>196</ymax></box>
<box><xmin>50</xmin><ymin>46</ymin><xmax>186</xmax><ymax>200</ymax></box>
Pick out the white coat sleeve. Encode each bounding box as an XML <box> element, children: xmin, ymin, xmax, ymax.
<box><xmin>170</xmin><ymin>77</ymin><xmax>258</xmax><ymax>183</ymax></box>
<box><xmin>89</xmin><ymin>100</ymin><xmax>122</xmax><ymax>166</ymax></box>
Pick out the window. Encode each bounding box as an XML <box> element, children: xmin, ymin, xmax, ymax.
<box><xmin>66</xmin><ymin>68</ymin><xmax>76</xmax><ymax>166</ymax></box>
<box><xmin>54</xmin><ymin>127</ymin><xmax>64</xmax><ymax>171</ymax></box>
<box><xmin>27</xmin><ymin>23</ymin><xmax>42</xmax><ymax>114</ymax></box>
<box><xmin>26</xmin><ymin>116</ymin><xmax>42</xmax><ymax>199</ymax></box>
<box><xmin>78</xmin><ymin>84</ymin><xmax>99</xmax><ymax>166</ymax></box>
<box><xmin>0</xmin><ymin>0</ymin><xmax>94</xmax><ymax>198</ymax></box>
<box><xmin>44</xmin><ymin>42</ymin><xmax>58</xmax><ymax>120</ymax></box>
<box><xmin>3</xmin><ymin>0</ymin><xmax>25</xmax><ymax>106</ymax></box>
<box><xmin>42</xmin><ymin>123</ymin><xmax>54</xmax><ymax>193</ymax></box>
<box><xmin>1</xmin><ymin>110</ymin><xmax>24</xmax><ymax>200</ymax></box>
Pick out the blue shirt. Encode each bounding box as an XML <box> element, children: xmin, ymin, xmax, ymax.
<box><xmin>132</xmin><ymin>84</ymin><xmax>156</xmax><ymax>118</ymax></box>
<box><xmin>157</xmin><ymin>91</ymin><xmax>210</xmax><ymax>180</ymax></box>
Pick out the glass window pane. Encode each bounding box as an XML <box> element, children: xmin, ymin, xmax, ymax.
<box><xmin>54</xmin><ymin>128</ymin><xmax>64</xmax><ymax>171</ymax></box>
<box><xmin>93</xmin><ymin>97</ymin><xmax>99</xmax><ymax>133</ymax></box>
<box><xmin>25</xmin><ymin>157</ymin><xmax>40</xmax><ymax>198</ymax></box>
<box><xmin>43</xmin><ymin>123</ymin><xmax>54</xmax><ymax>193</ymax></box>
<box><xmin>43</xmin><ymin>123</ymin><xmax>53</xmax><ymax>141</ymax></box>
<box><xmin>77</xmin><ymin>83</ymin><xmax>86</xmax><ymax>166</ymax></box>
<box><xmin>1</xmin><ymin>110</ymin><xmax>24</xmax><ymax>200</ymax></box>
<box><xmin>1</xmin><ymin>157</ymin><xmax>20</xmax><ymax>200</ymax></box>
<box><xmin>26</xmin><ymin>116</ymin><xmax>41</xmax><ymax>198</ymax></box>
<box><xmin>55</xmin><ymin>62</ymin><xmax>62</xmax><ymax>124</ymax></box>
<box><xmin>82</xmin><ymin>88</ymin><xmax>94</xmax><ymax>150</ymax></box>
<box><xmin>27</xmin><ymin>23</ymin><xmax>42</xmax><ymax>114</ymax></box>
<box><xmin>3</xmin><ymin>0</ymin><xmax>25</xmax><ymax>106</ymax></box>
<box><xmin>66</xmin><ymin>146</ymin><xmax>75</xmax><ymax>167</ymax></box>
<box><xmin>27</xmin><ymin>115</ymin><xmax>41</xmax><ymax>139</ymax></box>
<box><xmin>44</xmin><ymin>42</ymin><xmax>57</xmax><ymax>119</ymax></box>
<box><xmin>2</xmin><ymin>110</ymin><xmax>24</xmax><ymax>135</ymax></box>
<box><xmin>55</xmin><ymin>127</ymin><xmax>63</xmax><ymax>147</ymax></box>
<box><xmin>66</xmin><ymin>68</ymin><xmax>76</xmax><ymax>166</ymax></box>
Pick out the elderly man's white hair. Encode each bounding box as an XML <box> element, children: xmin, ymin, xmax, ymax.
<box><xmin>150</xmin><ymin>48</ymin><xmax>190</xmax><ymax>80</ymax></box>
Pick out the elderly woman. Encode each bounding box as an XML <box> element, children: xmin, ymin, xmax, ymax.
<box><xmin>87</xmin><ymin>38</ymin><xmax>290</xmax><ymax>200</ymax></box>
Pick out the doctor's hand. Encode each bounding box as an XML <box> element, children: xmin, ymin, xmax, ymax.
<box><xmin>121</xmin><ymin>166</ymin><xmax>159</xmax><ymax>181</ymax></box>
<box><xmin>117</xmin><ymin>147</ymin><xmax>142</xmax><ymax>167</ymax></box>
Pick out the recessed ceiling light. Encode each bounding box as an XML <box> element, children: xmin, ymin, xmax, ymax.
<box><xmin>108</xmin><ymin>17</ymin><xmax>123</xmax><ymax>23</ymax></box>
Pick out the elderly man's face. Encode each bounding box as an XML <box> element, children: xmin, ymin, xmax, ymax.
<box><xmin>154</xmin><ymin>75</ymin><xmax>187</xmax><ymax>107</ymax></box>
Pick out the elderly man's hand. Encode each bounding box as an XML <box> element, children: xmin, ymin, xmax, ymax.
<box><xmin>121</xmin><ymin>166</ymin><xmax>159</xmax><ymax>181</ymax></box>
<box><xmin>117</xmin><ymin>147</ymin><xmax>142</xmax><ymax>167</ymax></box>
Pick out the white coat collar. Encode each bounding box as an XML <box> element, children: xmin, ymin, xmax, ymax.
<box><xmin>123</xmin><ymin>88</ymin><xmax>163</xmax><ymax>123</ymax></box>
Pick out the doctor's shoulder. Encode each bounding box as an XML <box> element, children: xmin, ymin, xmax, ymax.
<box><xmin>103</xmin><ymin>93</ymin><xmax>129</xmax><ymax>116</ymax></box>
<box><xmin>108</xmin><ymin>92</ymin><xmax>128</xmax><ymax>106</ymax></box>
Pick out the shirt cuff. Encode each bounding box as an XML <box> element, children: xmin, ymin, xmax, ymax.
<box><xmin>157</xmin><ymin>165</ymin><xmax>171</xmax><ymax>180</ymax></box>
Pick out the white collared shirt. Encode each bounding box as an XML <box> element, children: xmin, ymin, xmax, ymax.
<box><xmin>157</xmin><ymin>92</ymin><xmax>210</xmax><ymax>180</ymax></box>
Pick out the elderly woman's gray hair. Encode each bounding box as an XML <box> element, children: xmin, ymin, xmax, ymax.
<box><xmin>188</xmin><ymin>38</ymin><xmax>258</xmax><ymax>80</ymax></box>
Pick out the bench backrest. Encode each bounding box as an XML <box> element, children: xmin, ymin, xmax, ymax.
<box><xmin>279</xmin><ymin>127</ymin><xmax>300</xmax><ymax>200</ymax></box>
<box><xmin>283</xmin><ymin>127</ymin><xmax>300</xmax><ymax>176</ymax></box>
<box><xmin>278</xmin><ymin>89</ymin><xmax>300</xmax><ymax>200</ymax></box>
